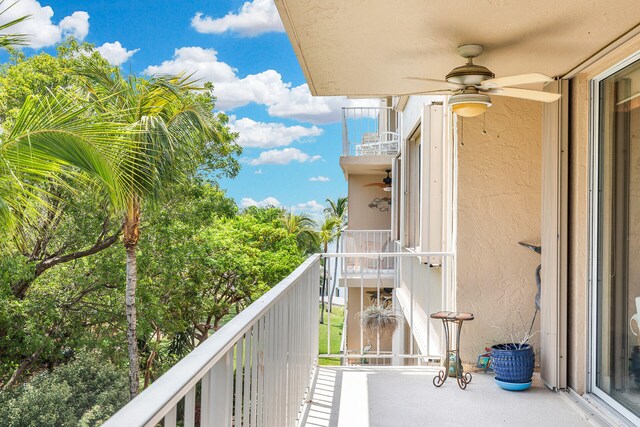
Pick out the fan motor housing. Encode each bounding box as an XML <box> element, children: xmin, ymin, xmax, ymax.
<box><xmin>446</xmin><ymin>63</ymin><xmax>495</xmax><ymax>86</ymax></box>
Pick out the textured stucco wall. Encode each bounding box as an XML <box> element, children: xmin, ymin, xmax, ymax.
<box><xmin>348</xmin><ymin>174</ymin><xmax>392</xmax><ymax>230</ymax></box>
<box><xmin>456</xmin><ymin>96</ymin><xmax>543</xmax><ymax>363</ymax></box>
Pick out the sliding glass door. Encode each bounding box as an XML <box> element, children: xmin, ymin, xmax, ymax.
<box><xmin>595</xmin><ymin>57</ymin><xmax>640</xmax><ymax>418</ymax></box>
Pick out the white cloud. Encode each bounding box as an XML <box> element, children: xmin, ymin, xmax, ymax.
<box><xmin>0</xmin><ymin>1</ymin><xmax>89</xmax><ymax>48</ymax></box>
<box><xmin>96</xmin><ymin>41</ymin><xmax>139</xmax><ymax>66</ymax></box>
<box><xmin>191</xmin><ymin>0</ymin><xmax>284</xmax><ymax>37</ymax></box>
<box><xmin>216</xmin><ymin>71</ymin><xmax>375</xmax><ymax>123</ymax></box>
<box><xmin>145</xmin><ymin>47</ymin><xmax>237</xmax><ymax>82</ymax></box>
<box><xmin>254</xmin><ymin>169</ymin><xmax>263</xmax><ymax>175</ymax></box>
<box><xmin>293</xmin><ymin>200</ymin><xmax>324</xmax><ymax>212</ymax></box>
<box><xmin>241</xmin><ymin>196</ymin><xmax>281</xmax><ymax>208</ymax></box>
<box><xmin>249</xmin><ymin>148</ymin><xmax>321</xmax><ymax>166</ymax></box>
<box><xmin>309</xmin><ymin>176</ymin><xmax>330</xmax><ymax>182</ymax></box>
<box><xmin>59</xmin><ymin>11</ymin><xmax>89</xmax><ymax>40</ymax></box>
<box><xmin>229</xmin><ymin>116</ymin><xmax>322</xmax><ymax>148</ymax></box>
<box><xmin>145</xmin><ymin>47</ymin><xmax>378</xmax><ymax>124</ymax></box>
<box><xmin>290</xmin><ymin>200</ymin><xmax>326</xmax><ymax>224</ymax></box>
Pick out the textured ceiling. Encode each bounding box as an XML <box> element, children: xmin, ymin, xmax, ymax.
<box><xmin>275</xmin><ymin>0</ymin><xmax>640</xmax><ymax>96</ymax></box>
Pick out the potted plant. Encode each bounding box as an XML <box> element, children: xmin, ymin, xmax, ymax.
<box><xmin>358</xmin><ymin>304</ymin><xmax>401</xmax><ymax>337</ymax></box>
<box><xmin>490</xmin><ymin>321</ymin><xmax>536</xmax><ymax>391</ymax></box>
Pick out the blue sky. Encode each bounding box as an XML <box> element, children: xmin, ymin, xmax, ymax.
<box><xmin>4</xmin><ymin>0</ymin><xmax>366</xmax><ymax>220</ymax></box>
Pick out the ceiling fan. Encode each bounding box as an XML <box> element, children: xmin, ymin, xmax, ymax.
<box><xmin>364</xmin><ymin>170</ymin><xmax>392</xmax><ymax>192</ymax></box>
<box><xmin>405</xmin><ymin>44</ymin><xmax>561</xmax><ymax>117</ymax></box>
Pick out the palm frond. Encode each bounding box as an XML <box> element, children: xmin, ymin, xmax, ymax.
<box><xmin>0</xmin><ymin>1</ymin><xmax>30</xmax><ymax>49</ymax></box>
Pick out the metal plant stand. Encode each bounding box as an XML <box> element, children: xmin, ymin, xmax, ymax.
<box><xmin>431</xmin><ymin>311</ymin><xmax>474</xmax><ymax>389</ymax></box>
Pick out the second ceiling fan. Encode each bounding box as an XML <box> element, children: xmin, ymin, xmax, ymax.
<box><xmin>405</xmin><ymin>44</ymin><xmax>561</xmax><ymax>117</ymax></box>
<box><xmin>364</xmin><ymin>170</ymin><xmax>392</xmax><ymax>192</ymax></box>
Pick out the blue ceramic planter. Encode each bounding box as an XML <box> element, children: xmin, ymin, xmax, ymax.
<box><xmin>494</xmin><ymin>379</ymin><xmax>532</xmax><ymax>391</ymax></box>
<box><xmin>491</xmin><ymin>343</ymin><xmax>535</xmax><ymax>386</ymax></box>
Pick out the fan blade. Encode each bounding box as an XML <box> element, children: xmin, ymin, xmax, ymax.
<box><xmin>489</xmin><ymin>87</ymin><xmax>561</xmax><ymax>103</ymax></box>
<box><xmin>481</xmin><ymin>73</ymin><xmax>553</xmax><ymax>89</ymax></box>
<box><xmin>363</xmin><ymin>183</ymin><xmax>387</xmax><ymax>188</ymax></box>
<box><xmin>396</xmin><ymin>89</ymin><xmax>455</xmax><ymax>97</ymax></box>
<box><xmin>404</xmin><ymin>76</ymin><xmax>449</xmax><ymax>83</ymax></box>
<box><xmin>404</xmin><ymin>77</ymin><xmax>463</xmax><ymax>89</ymax></box>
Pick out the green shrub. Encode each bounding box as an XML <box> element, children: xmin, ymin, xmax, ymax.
<box><xmin>0</xmin><ymin>350</ymin><xmax>128</xmax><ymax>427</ymax></box>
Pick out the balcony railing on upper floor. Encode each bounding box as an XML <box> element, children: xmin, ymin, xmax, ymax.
<box><xmin>342</xmin><ymin>107</ymin><xmax>400</xmax><ymax>156</ymax></box>
<box><xmin>340</xmin><ymin>229</ymin><xmax>395</xmax><ymax>274</ymax></box>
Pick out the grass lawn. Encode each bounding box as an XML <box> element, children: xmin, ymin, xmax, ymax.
<box><xmin>318</xmin><ymin>305</ymin><xmax>344</xmax><ymax>366</ymax></box>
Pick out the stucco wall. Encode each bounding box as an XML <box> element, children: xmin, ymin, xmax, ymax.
<box><xmin>347</xmin><ymin>174</ymin><xmax>392</xmax><ymax>230</ymax></box>
<box><xmin>456</xmin><ymin>96</ymin><xmax>543</xmax><ymax>363</ymax></box>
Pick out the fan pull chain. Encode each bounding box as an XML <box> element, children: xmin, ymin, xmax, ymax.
<box><xmin>482</xmin><ymin>113</ymin><xmax>487</xmax><ymax>135</ymax></box>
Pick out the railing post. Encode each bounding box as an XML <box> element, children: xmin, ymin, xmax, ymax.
<box><xmin>210</xmin><ymin>349</ymin><xmax>233</xmax><ymax>427</ymax></box>
<box><xmin>342</xmin><ymin>108</ymin><xmax>349</xmax><ymax>155</ymax></box>
<box><xmin>184</xmin><ymin>387</ymin><xmax>196</xmax><ymax>427</ymax></box>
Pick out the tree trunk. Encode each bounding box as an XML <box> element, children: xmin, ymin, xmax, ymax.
<box><xmin>125</xmin><ymin>245</ymin><xmax>139</xmax><ymax>398</ymax></box>
<box><xmin>320</xmin><ymin>243</ymin><xmax>328</xmax><ymax>324</ymax></box>
<box><xmin>2</xmin><ymin>348</ymin><xmax>43</xmax><ymax>390</ymax></box>
<box><xmin>124</xmin><ymin>200</ymin><xmax>141</xmax><ymax>399</ymax></box>
<box><xmin>328</xmin><ymin>234</ymin><xmax>341</xmax><ymax>313</ymax></box>
<box><xmin>143</xmin><ymin>328</ymin><xmax>161</xmax><ymax>389</ymax></box>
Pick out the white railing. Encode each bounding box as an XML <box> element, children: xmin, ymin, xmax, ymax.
<box><xmin>342</xmin><ymin>107</ymin><xmax>400</xmax><ymax>156</ymax></box>
<box><xmin>341</xmin><ymin>230</ymin><xmax>394</xmax><ymax>273</ymax></box>
<box><xmin>321</xmin><ymin>250</ymin><xmax>456</xmax><ymax>364</ymax></box>
<box><xmin>104</xmin><ymin>255</ymin><xmax>321</xmax><ymax>427</ymax></box>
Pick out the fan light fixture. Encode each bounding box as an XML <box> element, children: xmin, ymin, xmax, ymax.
<box><xmin>449</xmin><ymin>92</ymin><xmax>491</xmax><ymax>118</ymax></box>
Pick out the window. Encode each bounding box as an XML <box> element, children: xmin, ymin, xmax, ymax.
<box><xmin>595</xmin><ymin>58</ymin><xmax>640</xmax><ymax>419</ymax></box>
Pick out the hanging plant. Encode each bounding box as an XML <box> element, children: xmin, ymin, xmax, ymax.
<box><xmin>358</xmin><ymin>304</ymin><xmax>401</xmax><ymax>337</ymax></box>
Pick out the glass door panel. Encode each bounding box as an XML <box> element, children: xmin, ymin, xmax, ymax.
<box><xmin>596</xmin><ymin>59</ymin><xmax>640</xmax><ymax>417</ymax></box>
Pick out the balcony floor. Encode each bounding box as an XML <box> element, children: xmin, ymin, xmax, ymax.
<box><xmin>301</xmin><ymin>367</ymin><xmax>596</xmax><ymax>427</ymax></box>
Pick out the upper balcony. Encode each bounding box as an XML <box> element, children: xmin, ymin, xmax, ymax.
<box><xmin>340</xmin><ymin>230</ymin><xmax>395</xmax><ymax>277</ymax></box>
<box><xmin>340</xmin><ymin>107</ymin><xmax>399</xmax><ymax>176</ymax></box>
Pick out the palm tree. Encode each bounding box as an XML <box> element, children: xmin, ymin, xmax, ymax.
<box><xmin>78</xmin><ymin>67</ymin><xmax>218</xmax><ymax>398</ymax></box>
<box><xmin>281</xmin><ymin>210</ymin><xmax>319</xmax><ymax>254</ymax></box>
<box><xmin>324</xmin><ymin>197</ymin><xmax>348</xmax><ymax>312</ymax></box>
<box><xmin>0</xmin><ymin>89</ymin><xmax>134</xmax><ymax>233</ymax></box>
<box><xmin>319</xmin><ymin>216</ymin><xmax>339</xmax><ymax>324</ymax></box>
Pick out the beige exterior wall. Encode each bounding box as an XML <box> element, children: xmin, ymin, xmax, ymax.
<box><xmin>456</xmin><ymin>96</ymin><xmax>543</xmax><ymax>363</ymax></box>
<box><xmin>347</xmin><ymin>174</ymin><xmax>392</xmax><ymax>230</ymax></box>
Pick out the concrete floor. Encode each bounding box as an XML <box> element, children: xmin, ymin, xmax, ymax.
<box><xmin>301</xmin><ymin>367</ymin><xmax>597</xmax><ymax>427</ymax></box>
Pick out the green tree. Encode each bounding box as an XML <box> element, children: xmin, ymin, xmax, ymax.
<box><xmin>0</xmin><ymin>350</ymin><xmax>128</xmax><ymax>427</ymax></box>
<box><xmin>281</xmin><ymin>210</ymin><xmax>319</xmax><ymax>255</ymax></box>
<box><xmin>77</xmin><ymin>65</ymin><xmax>240</xmax><ymax>397</ymax></box>
<box><xmin>0</xmin><ymin>41</ymin><xmax>126</xmax><ymax>298</ymax></box>
<box><xmin>324</xmin><ymin>197</ymin><xmax>348</xmax><ymax>312</ymax></box>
